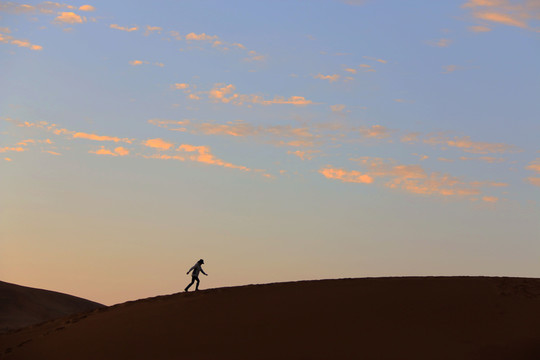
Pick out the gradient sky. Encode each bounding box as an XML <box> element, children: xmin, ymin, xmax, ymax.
<box><xmin>1</xmin><ymin>0</ymin><xmax>539</xmax><ymax>305</ymax></box>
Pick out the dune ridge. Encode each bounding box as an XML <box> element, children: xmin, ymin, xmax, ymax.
<box><xmin>0</xmin><ymin>280</ymin><xmax>104</xmax><ymax>334</ymax></box>
<box><xmin>2</xmin><ymin>277</ymin><xmax>540</xmax><ymax>359</ymax></box>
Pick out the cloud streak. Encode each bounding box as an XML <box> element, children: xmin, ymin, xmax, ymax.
<box><xmin>319</xmin><ymin>167</ymin><xmax>374</xmax><ymax>184</ymax></box>
<box><xmin>148</xmin><ymin>119</ymin><xmax>319</xmax><ymax>148</ymax></box>
<box><xmin>0</xmin><ymin>31</ymin><xmax>42</xmax><ymax>51</ymax></box>
<box><xmin>462</xmin><ymin>0</ymin><xmax>539</xmax><ymax>30</ymax></box>
<box><xmin>319</xmin><ymin>157</ymin><xmax>506</xmax><ymax>200</ymax></box>
<box><xmin>424</xmin><ymin>134</ymin><xmax>520</xmax><ymax>154</ymax></box>
<box><xmin>202</xmin><ymin>83</ymin><xmax>316</xmax><ymax>107</ymax></box>
<box><xmin>143</xmin><ymin>138</ymin><xmax>174</xmax><ymax>150</ymax></box>
<box><xmin>110</xmin><ymin>24</ymin><xmax>138</xmax><ymax>32</ymax></box>
<box><xmin>90</xmin><ymin>146</ymin><xmax>130</xmax><ymax>156</ymax></box>
<box><xmin>314</xmin><ymin>74</ymin><xmax>340</xmax><ymax>82</ymax></box>
<box><xmin>55</xmin><ymin>12</ymin><xmax>85</xmax><ymax>24</ymax></box>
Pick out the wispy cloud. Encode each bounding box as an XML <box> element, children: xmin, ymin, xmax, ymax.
<box><xmin>204</xmin><ymin>83</ymin><xmax>316</xmax><ymax>106</ymax></box>
<box><xmin>330</xmin><ymin>104</ymin><xmax>346</xmax><ymax>113</ymax></box>
<box><xmin>358</xmin><ymin>64</ymin><xmax>376</xmax><ymax>73</ymax></box>
<box><xmin>314</xmin><ymin>74</ymin><xmax>340</xmax><ymax>82</ymax></box>
<box><xmin>148</xmin><ymin>119</ymin><xmax>189</xmax><ymax>132</ymax></box>
<box><xmin>401</xmin><ymin>132</ymin><xmax>421</xmax><ymax>143</ymax></box>
<box><xmin>358</xmin><ymin>125</ymin><xmax>394</xmax><ymax>139</ymax></box>
<box><xmin>165</xmin><ymin>29</ymin><xmax>264</xmax><ymax>64</ymax></box>
<box><xmin>110</xmin><ymin>24</ymin><xmax>138</xmax><ymax>32</ymax></box>
<box><xmin>148</xmin><ymin>119</ymin><xmax>319</xmax><ymax>148</ymax></box>
<box><xmin>363</xmin><ymin>56</ymin><xmax>387</xmax><ymax>64</ymax></box>
<box><xmin>288</xmin><ymin>150</ymin><xmax>320</xmax><ymax>160</ymax></box>
<box><xmin>0</xmin><ymin>146</ymin><xmax>27</xmax><ymax>153</ymax></box>
<box><xmin>462</xmin><ymin>0</ymin><xmax>539</xmax><ymax>30</ymax></box>
<box><xmin>172</xmin><ymin>83</ymin><xmax>190</xmax><ymax>90</ymax></box>
<box><xmin>17</xmin><ymin>138</ymin><xmax>53</xmax><ymax>146</ymax></box>
<box><xmin>460</xmin><ymin>156</ymin><xmax>506</xmax><ymax>163</ymax></box>
<box><xmin>73</xmin><ymin>132</ymin><xmax>133</xmax><ymax>143</ymax></box>
<box><xmin>244</xmin><ymin>50</ymin><xmax>266</xmax><ymax>62</ymax></box>
<box><xmin>527</xmin><ymin>177</ymin><xmax>540</xmax><ymax>187</ymax></box>
<box><xmin>343</xmin><ymin>157</ymin><xmax>503</xmax><ymax>199</ymax></box>
<box><xmin>319</xmin><ymin>167</ymin><xmax>374</xmax><ymax>184</ymax></box>
<box><xmin>262</xmin><ymin>96</ymin><xmax>314</xmax><ymax>106</ymax></box>
<box><xmin>469</xmin><ymin>25</ymin><xmax>492</xmax><ymax>32</ymax></box>
<box><xmin>2</xmin><ymin>118</ymin><xmax>263</xmax><ymax>176</ymax></box>
<box><xmin>185</xmin><ymin>32</ymin><xmax>218</xmax><ymax>41</ymax></box>
<box><xmin>90</xmin><ymin>146</ymin><xmax>129</xmax><ymax>156</ymax></box>
<box><xmin>194</xmin><ymin>122</ymin><xmax>259</xmax><ymax>137</ymax></box>
<box><xmin>129</xmin><ymin>60</ymin><xmax>146</xmax><ymax>66</ymax></box>
<box><xmin>442</xmin><ymin>65</ymin><xmax>460</xmax><ymax>73</ymax></box>
<box><xmin>0</xmin><ymin>1</ymin><xmax>74</xmax><ymax>14</ymax></box>
<box><xmin>526</xmin><ymin>158</ymin><xmax>540</xmax><ymax>173</ymax></box>
<box><xmin>144</xmin><ymin>25</ymin><xmax>162</xmax><ymax>36</ymax></box>
<box><xmin>231</xmin><ymin>42</ymin><xmax>246</xmax><ymax>49</ymax></box>
<box><xmin>79</xmin><ymin>5</ymin><xmax>95</xmax><ymax>12</ymax></box>
<box><xmin>10</xmin><ymin>38</ymin><xmax>43</xmax><ymax>51</ymax></box>
<box><xmin>428</xmin><ymin>38</ymin><xmax>452</xmax><ymax>47</ymax></box>
<box><xmin>525</xmin><ymin>158</ymin><xmax>540</xmax><ymax>186</ymax></box>
<box><xmin>143</xmin><ymin>138</ymin><xmax>174</xmax><ymax>150</ymax></box>
<box><xmin>54</xmin><ymin>12</ymin><xmax>85</xmax><ymax>24</ymax></box>
<box><xmin>177</xmin><ymin>144</ymin><xmax>250</xmax><ymax>171</ymax></box>
<box><xmin>141</xmin><ymin>144</ymin><xmax>257</xmax><ymax>173</ymax></box>
<box><xmin>424</xmin><ymin>134</ymin><xmax>520</xmax><ymax>154</ymax></box>
<box><xmin>129</xmin><ymin>60</ymin><xmax>163</xmax><ymax>67</ymax></box>
<box><xmin>476</xmin><ymin>12</ymin><xmax>527</xmax><ymax>27</ymax></box>
<box><xmin>1</xmin><ymin>30</ymin><xmax>42</xmax><ymax>50</ymax></box>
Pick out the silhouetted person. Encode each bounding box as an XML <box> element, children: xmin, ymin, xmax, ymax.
<box><xmin>184</xmin><ymin>259</ymin><xmax>207</xmax><ymax>292</ymax></box>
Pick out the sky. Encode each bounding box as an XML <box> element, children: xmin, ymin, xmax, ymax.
<box><xmin>1</xmin><ymin>0</ymin><xmax>539</xmax><ymax>305</ymax></box>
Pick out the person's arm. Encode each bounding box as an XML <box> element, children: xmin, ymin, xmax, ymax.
<box><xmin>187</xmin><ymin>266</ymin><xmax>194</xmax><ymax>275</ymax></box>
<box><xmin>201</xmin><ymin>267</ymin><xmax>208</xmax><ymax>276</ymax></box>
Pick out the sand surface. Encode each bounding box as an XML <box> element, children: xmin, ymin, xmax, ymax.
<box><xmin>0</xmin><ymin>281</ymin><xmax>104</xmax><ymax>334</ymax></box>
<box><xmin>2</xmin><ymin>277</ymin><xmax>540</xmax><ymax>359</ymax></box>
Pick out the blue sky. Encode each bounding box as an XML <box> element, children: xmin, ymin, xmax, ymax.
<box><xmin>1</xmin><ymin>0</ymin><xmax>539</xmax><ymax>304</ymax></box>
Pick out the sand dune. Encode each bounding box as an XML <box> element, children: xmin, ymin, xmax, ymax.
<box><xmin>2</xmin><ymin>277</ymin><xmax>540</xmax><ymax>359</ymax></box>
<box><xmin>0</xmin><ymin>281</ymin><xmax>104</xmax><ymax>334</ymax></box>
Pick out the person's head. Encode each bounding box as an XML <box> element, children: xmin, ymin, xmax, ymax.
<box><xmin>198</xmin><ymin>259</ymin><xmax>204</xmax><ymax>264</ymax></box>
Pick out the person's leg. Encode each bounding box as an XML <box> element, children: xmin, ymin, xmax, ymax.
<box><xmin>195</xmin><ymin>277</ymin><xmax>200</xmax><ymax>291</ymax></box>
<box><xmin>185</xmin><ymin>277</ymin><xmax>195</xmax><ymax>291</ymax></box>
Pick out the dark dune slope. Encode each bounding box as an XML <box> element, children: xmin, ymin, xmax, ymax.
<box><xmin>0</xmin><ymin>281</ymin><xmax>104</xmax><ymax>333</ymax></box>
<box><xmin>2</xmin><ymin>277</ymin><xmax>540</xmax><ymax>360</ymax></box>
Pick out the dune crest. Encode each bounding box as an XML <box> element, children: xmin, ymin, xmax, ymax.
<box><xmin>2</xmin><ymin>277</ymin><xmax>540</xmax><ymax>359</ymax></box>
<box><xmin>0</xmin><ymin>280</ymin><xmax>104</xmax><ymax>334</ymax></box>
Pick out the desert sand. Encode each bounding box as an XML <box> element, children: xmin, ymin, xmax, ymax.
<box><xmin>2</xmin><ymin>277</ymin><xmax>540</xmax><ymax>359</ymax></box>
<box><xmin>0</xmin><ymin>281</ymin><xmax>104</xmax><ymax>334</ymax></box>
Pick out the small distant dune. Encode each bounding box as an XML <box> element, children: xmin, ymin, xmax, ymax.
<box><xmin>2</xmin><ymin>277</ymin><xmax>540</xmax><ymax>359</ymax></box>
<box><xmin>0</xmin><ymin>281</ymin><xmax>104</xmax><ymax>334</ymax></box>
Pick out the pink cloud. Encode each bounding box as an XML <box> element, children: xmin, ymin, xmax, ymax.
<box><xmin>319</xmin><ymin>167</ymin><xmax>374</xmax><ymax>184</ymax></box>
<box><xmin>110</xmin><ymin>24</ymin><xmax>138</xmax><ymax>32</ymax></box>
<box><xmin>73</xmin><ymin>132</ymin><xmax>132</xmax><ymax>143</ymax></box>
<box><xmin>55</xmin><ymin>12</ymin><xmax>84</xmax><ymax>24</ymax></box>
<box><xmin>143</xmin><ymin>138</ymin><xmax>174</xmax><ymax>150</ymax></box>
<box><xmin>177</xmin><ymin>144</ymin><xmax>250</xmax><ymax>171</ymax></box>
<box><xmin>79</xmin><ymin>5</ymin><xmax>95</xmax><ymax>11</ymax></box>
